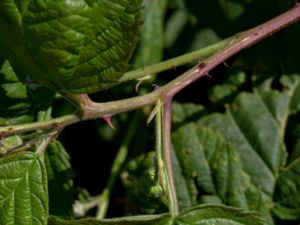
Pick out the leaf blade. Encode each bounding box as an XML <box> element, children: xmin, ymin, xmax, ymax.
<box><xmin>48</xmin><ymin>214</ymin><xmax>171</xmax><ymax>225</ymax></box>
<box><xmin>172</xmin><ymin>123</ymin><xmax>269</xmax><ymax>215</ymax></box>
<box><xmin>133</xmin><ymin>0</ymin><xmax>168</xmax><ymax>68</ymax></box>
<box><xmin>273</xmin><ymin>159</ymin><xmax>300</xmax><ymax>220</ymax></box>
<box><xmin>48</xmin><ymin>205</ymin><xmax>266</xmax><ymax>225</ymax></box>
<box><xmin>176</xmin><ymin>204</ymin><xmax>266</xmax><ymax>225</ymax></box>
<box><xmin>44</xmin><ymin>141</ymin><xmax>74</xmax><ymax>219</ymax></box>
<box><xmin>0</xmin><ymin>152</ymin><xmax>48</xmax><ymax>225</ymax></box>
<box><xmin>0</xmin><ymin>0</ymin><xmax>142</xmax><ymax>94</ymax></box>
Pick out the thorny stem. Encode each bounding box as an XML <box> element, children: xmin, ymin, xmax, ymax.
<box><xmin>0</xmin><ymin>4</ymin><xmax>299</xmax><ymax>217</ymax></box>
<box><xmin>1</xmin><ymin>4</ymin><xmax>300</xmax><ymax>136</ymax></box>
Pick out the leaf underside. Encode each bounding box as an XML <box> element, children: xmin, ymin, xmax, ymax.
<box><xmin>0</xmin><ymin>0</ymin><xmax>142</xmax><ymax>94</ymax></box>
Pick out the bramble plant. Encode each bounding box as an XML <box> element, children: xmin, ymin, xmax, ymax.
<box><xmin>0</xmin><ymin>0</ymin><xmax>300</xmax><ymax>225</ymax></box>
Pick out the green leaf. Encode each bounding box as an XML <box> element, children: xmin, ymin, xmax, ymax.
<box><xmin>176</xmin><ymin>204</ymin><xmax>265</xmax><ymax>225</ymax></box>
<box><xmin>253</xmin><ymin>72</ymin><xmax>300</xmax><ymax>121</ymax></box>
<box><xmin>0</xmin><ymin>59</ymin><xmax>54</xmax><ymax>117</ymax></box>
<box><xmin>218</xmin><ymin>0</ymin><xmax>247</xmax><ymax>20</ymax></box>
<box><xmin>230</xmin><ymin>93</ymin><xmax>286</xmax><ymax>176</ymax></box>
<box><xmin>0</xmin><ymin>115</ymin><xmax>33</xmax><ymax>126</ymax></box>
<box><xmin>171</xmin><ymin>68</ymin><xmax>300</xmax><ymax>225</ymax></box>
<box><xmin>0</xmin><ymin>59</ymin><xmax>31</xmax><ymax>115</ymax></box>
<box><xmin>0</xmin><ymin>135</ymin><xmax>23</xmax><ymax>156</ymax></box>
<box><xmin>172</xmin><ymin>102</ymin><xmax>205</xmax><ymax>125</ymax></box>
<box><xmin>0</xmin><ymin>0</ymin><xmax>142</xmax><ymax>94</ymax></box>
<box><xmin>0</xmin><ymin>152</ymin><xmax>48</xmax><ymax>225</ymax></box>
<box><xmin>44</xmin><ymin>141</ymin><xmax>74</xmax><ymax>219</ymax></box>
<box><xmin>199</xmin><ymin>93</ymin><xmax>286</xmax><ymax>196</ymax></box>
<box><xmin>172</xmin><ymin>149</ymin><xmax>196</xmax><ymax>209</ymax></box>
<box><xmin>279</xmin><ymin>74</ymin><xmax>300</xmax><ymax>114</ymax></box>
<box><xmin>164</xmin><ymin>9</ymin><xmax>189</xmax><ymax>49</ymax></box>
<box><xmin>48</xmin><ymin>205</ymin><xmax>265</xmax><ymax>225</ymax></box>
<box><xmin>172</xmin><ymin>124</ymin><xmax>270</xmax><ymax>221</ymax></box>
<box><xmin>48</xmin><ymin>214</ymin><xmax>170</xmax><ymax>225</ymax></box>
<box><xmin>273</xmin><ymin>159</ymin><xmax>300</xmax><ymax>220</ymax></box>
<box><xmin>208</xmin><ymin>69</ymin><xmax>247</xmax><ymax>103</ymax></box>
<box><xmin>132</xmin><ymin>0</ymin><xmax>168</xmax><ymax>68</ymax></box>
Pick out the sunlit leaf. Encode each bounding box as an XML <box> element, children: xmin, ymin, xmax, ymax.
<box><xmin>0</xmin><ymin>152</ymin><xmax>48</xmax><ymax>225</ymax></box>
<box><xmin>0</xmin><ymin>0</ymin><xmax>142</xmax><ymax>94</ymax></box>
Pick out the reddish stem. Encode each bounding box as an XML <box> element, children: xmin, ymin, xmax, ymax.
<box><xmin>164</xmin><ymin>3</ymin><xmax>300</xmax><ymax>97</ymax></box>
<box><xmin>162</xmin><ymin>96</ymin><xmax>179</xmax><ymax>216</ymax></box>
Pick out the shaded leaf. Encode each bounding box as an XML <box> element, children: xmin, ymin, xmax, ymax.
<box><xmin>44</xmin><ymin>141</ymin><xmax>74</xmax><ymax>219</ymax></box>
<box><xmin>133</xmin><ymin>0</ymin><xmax>168</xmax><ymax>68</ymax></box>
<box><xmin>171</xmin><ymin>73</ymin><xmax>300</xmax><ymax>223</ymax></box>
<box><xmin>208</xmin><ymin>70</ymin><xmax>247</xmax><ymax>103</ymax></box>
<box><xmin>164</xmin><ymin>9</ymin><xmax>189</xmax><ymax>49</ymax></box>
<box><xmin>253</xmin><ymin>73</ymin><xmax>300</xmax><ymax>123</ymax></box>
<box><xmin>176</xmin><ymin>204</ymin><xmax>265</xmax><ymax>225</ymax></box>
<box><xmin>188</xmin><ymin>28</ymin><xmax>220</xmax><ymax>52</ymax></box>
<box><xmin>199</xmin><ymin>93</ymin><xmax>286</xmax><ymax>196</ymax></box>
<box><xmin>218</xmin><ymin>0</ymin><xmax>247</xmax><ymax>20</ymax></box>
<box><xmin>48</xmin><ymin>214</ymin><xmax>170</xmax><ymax>225</ymax></box>
<box><xmin>0</xmin><ymin>152</ymin><xmax>48</xmax><ymax>225</ymax></box>
<box><xmin>0</xmin><ymin>59</ymin><xmax>54</xmax><ymax>117</ymax></box>
<box><xmin>279</xmin><ymin>74</ymin><xmax>300</xmax><ymax>114</ymax></box>
<box><xmin>0</xmin><ymin>0</ymin><xmax>142</xmax><ymax>94</ymax></box>
<box><xmin>122</xmin><ymin>152</ymin><xmax>167</xmax><ymax>214</ymax></box>
<box><xmin>48</xmin><ymin>204</ymin><xmax>265</xmax><ymax>225</ymax></box>
<box><xmin>273</xmin><ymin>159</ymin><xmax>300</xmax><ymax>220</ymax></box>
<box><xmin>172</xmin><ymin>124</ymin><xmax>270</xmax><ymax>221</ymax></box>
<box><xmin>172</xmin><ymin>102</ymin><xmax>205</xmax><ymax>125</ymax></box>
<box><xmin>229</xmin><ymin>93</ymin><xmax>286</xmax><ymax>175</ymax></box>
<box><xmin>172</xmin><ymin>149</ymin><xmax>196</xmax><ymax>209</ymax></box>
